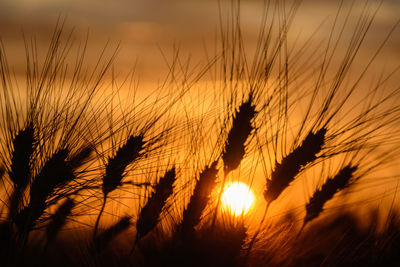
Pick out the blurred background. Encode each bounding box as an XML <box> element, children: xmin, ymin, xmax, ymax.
<box><xmin>0</xmin><ymin>0</ymin><xmax>399</xmax><ymax>83</ymax></box>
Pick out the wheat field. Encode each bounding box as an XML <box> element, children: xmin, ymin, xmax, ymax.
<box><xmin>0</xmin><ymin>0</ymin><xmax>400</xmax><ymax>266</ymax></box>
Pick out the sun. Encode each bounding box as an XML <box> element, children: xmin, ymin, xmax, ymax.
<box><xmin>221</xmin><ymin>182</ymin><xmax>255</xmax><ymax>216</ymax></box>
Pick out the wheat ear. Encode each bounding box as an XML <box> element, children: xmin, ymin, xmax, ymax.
<box><xmin>247</xmin><ymin>128</ymin><xmax>326</xmax><ymax>258</ymax></box>
<box><xmin>68</xmin><ymin>145</ymin><xmax>93</xmax><ymax>170</ymax></box>
<box><xmin>8</xmin><ymin>124</ymin><xmax>36</xmax><ymax>219</ymax></box>
<box><xmin>14</xmin><ymin>149</ymin><xmax>74</xmax><ymax>245</ymax></box>
<box><xmin>303</xmin><ymin>165</ymin><xmax>358</xmax><ymax>228</ymax></box>
<box><xmin>9</xmin><ymin>124</ymin><xmax>36</xmax><ymax>188</ymax></box>
<box><xmin>135</xmin><ymin>168</ymin><xmax>176</xmax><ymax>244</ymax></box>
<box><xmin>222</xmin><ymin>96</ymin><xmax>256</xmax><ymax>176</ymax></box>
<box><xmin>212</xmin><ymin>96</ymin><xmax>256</xmax><ymax>227</ymax></box>
<box><xmin>264</xmin><ymin>128</ymin><xmax>327</xmax><ymax>203</ymax></box>
<box><xmin>178</xmin><ymin>160</ymin><xmax>218</xmax><ymax>240</ymax></box>
<box><xmin>94</xmin><ymin>134</ymin><xmax>144</xmax><ymax>239</ymax></box>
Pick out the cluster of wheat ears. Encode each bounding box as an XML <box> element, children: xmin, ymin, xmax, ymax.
<box><xmin>0</xmin><ymin>1</ymin><xmax>400</xmax><ymax>266</ymax></box>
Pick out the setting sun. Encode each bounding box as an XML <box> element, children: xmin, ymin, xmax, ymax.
<box><xmin>221</xmin><ymin>182</ymin><xmax>255</xmax><ymax>216</ymax></box>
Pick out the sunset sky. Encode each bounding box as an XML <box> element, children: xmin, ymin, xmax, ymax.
<box><xmin>1</xmin><ymin>0</ymin><xmax>399</xmax><ymax>82</ymax></box>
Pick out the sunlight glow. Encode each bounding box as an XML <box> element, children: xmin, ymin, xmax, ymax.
<box><xmin>221</xmin><ymin>182</ymin><xmax>255</xmax><ymax>216</ymax></box>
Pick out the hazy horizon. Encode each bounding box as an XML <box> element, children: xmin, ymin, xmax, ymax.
<box><xmin>1</xmin><ymin>0</ymin><xmax>399</xmax><ymax>83</ymax></box>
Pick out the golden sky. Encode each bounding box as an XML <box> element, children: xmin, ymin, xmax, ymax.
<box><xmin>1</xmin><ymin>0</ymin><xmax>399</xmax><ymax>82</ymax></box>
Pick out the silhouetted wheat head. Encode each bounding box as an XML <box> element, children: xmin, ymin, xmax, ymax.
<box><xmin>135</xmin><ymin>168</ymin><xmax>176</xmax><ymax>245</ymax></box>
<box><xmin>93</xmin><ymin>134</ymin><xmax>145</xmax><ymax>239</ymax></box>
<box><xmin>102</xmin><ymin>134</ymin><xmax>145</xmax><ymax>197</ymax></box>
<box><xmin>222</xmin><ymin>96</ymin><xmax>257</xmax><ymax>176</ymax></box>
<box><xmin>265</xmin><ymin>128</ymin><xmax>327</xmax><ymax>204</ymax></box>
<box><xmin>304</xmin><ymin>164</ymin><xmax>357</xmax><ymax>227</ymax></box>
<box><xmin>14</xmin><ymin>148</ymin><xmax>75</xmax><ymax>237</ymax></box>
<box><xmin>8</xmin><ymin>124</ymin><xmax>36</xmax><ymax>219</ymax></box>
<box><xmin>178</xmin><ymin>160</ymin><xmax>219</xmax><ymax>240</ymax></box>
<box><xmin>9</xmin><ymin>124</ymin><xmax>36</xmax><ymax>189</ymax></box>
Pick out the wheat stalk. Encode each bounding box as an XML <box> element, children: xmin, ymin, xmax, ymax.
<box><xmin>0</xmin><ymin>166</ymin><xmax>4</xmax><ymax>181</ymax></box>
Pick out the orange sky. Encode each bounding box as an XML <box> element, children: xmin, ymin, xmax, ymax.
<box><xmin>0</xmin><ymin>0</ymin><xmax>399</xmax><ymax>83</ymax></box>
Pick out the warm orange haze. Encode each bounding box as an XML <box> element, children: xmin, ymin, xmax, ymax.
<box><xmin>0</xmin><ymin>0</ymin><xmax>400</xmax><ymax>266</ymax></box>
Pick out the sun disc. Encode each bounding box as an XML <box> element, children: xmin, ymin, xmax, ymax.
<box><xmin>221</xmin><ymin>182</ymin><xmax>255</xmax><ymax>216</ymax></box>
